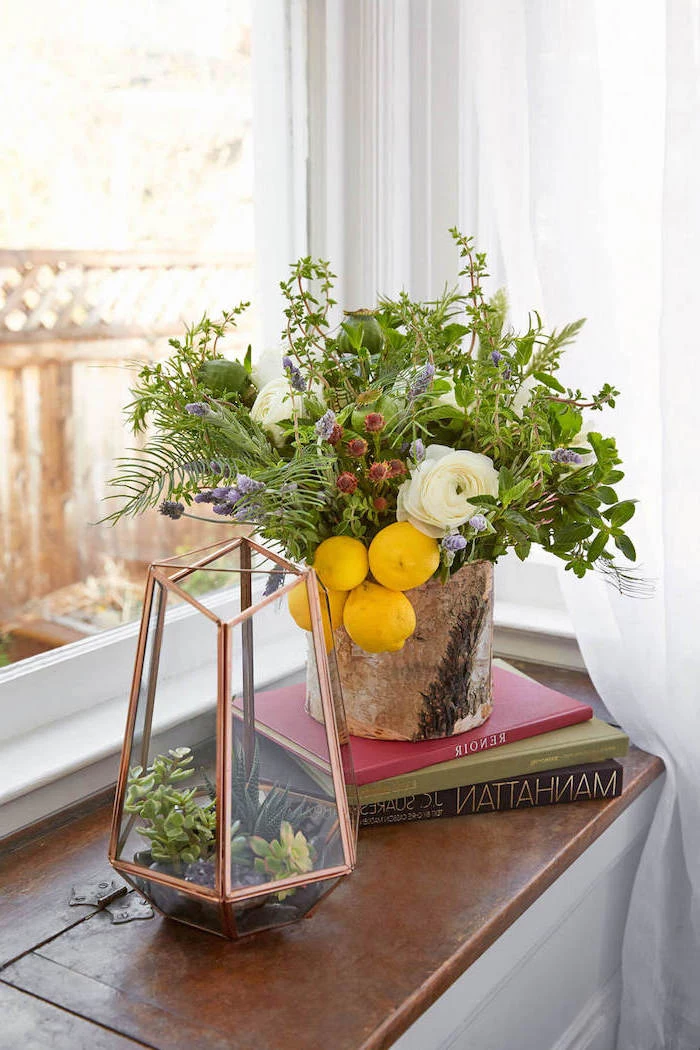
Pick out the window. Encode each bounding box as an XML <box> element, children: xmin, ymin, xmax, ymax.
<box><xmin>0</xmin><ymin>1</ymin><xmax>307</xmax><ymax>835</ymax></box>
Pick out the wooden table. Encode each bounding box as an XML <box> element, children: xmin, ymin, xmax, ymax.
<box><xmin>0</xmin><ymin>664</ymin><xmax>663</xmax><ymax>1050</ymax></box>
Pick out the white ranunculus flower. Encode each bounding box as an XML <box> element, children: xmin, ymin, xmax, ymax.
<box><xmin>510</xmin><ymin>374</ymin><xmax>540</xmax><ymax>417</ymax></box>
<box><xmin>396</xmin><ymin>444</ymin><xmax>500</xmax><ymax>538</ymax></box>
<box><xmin>252</xmin><ymin>346</ymin><xmax>285</xmax><ymax>389</ymax></box>
<box><xmin>250</xmin><ymin>378</ymin><xmax>304</xmax><ymax>446</ymax></box>
<box><xmin>434</xmin><ymin>375</ymin><xmax>462</xmax><ymax>411</ymax></box>
<box><xmin>569</xmin><ymin>415</ymin><xmax>597</xmax><ymax>467</ymax></box>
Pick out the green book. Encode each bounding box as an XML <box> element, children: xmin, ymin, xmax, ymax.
<box><xmin>357</xmin><ymin>716</ymin><xmax>628</xmax><ymax>804</ymax></box>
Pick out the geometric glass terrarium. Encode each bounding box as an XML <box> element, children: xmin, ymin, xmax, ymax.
<box><xmin>108</xmin><ymin>536</ymin><xmax>358</xmax><ymax>938</ymax></box>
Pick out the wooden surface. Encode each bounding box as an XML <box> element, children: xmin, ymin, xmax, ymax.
<box><xmin>0</xmin><ymin>665</ymin><xmax>663</xmax><ymax>1050</ymax></box>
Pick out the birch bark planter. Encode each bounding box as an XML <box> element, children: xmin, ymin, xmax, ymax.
<box><xmin>307</xmin><ymin>561</ymin><xmax>494</xmax><ymax>741</ymax></box>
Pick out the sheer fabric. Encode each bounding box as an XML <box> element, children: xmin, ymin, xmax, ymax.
<box><xmin>458</xmin><ymin>2</ymin><xmax>700</xmax><ymax>1046</ymax></box>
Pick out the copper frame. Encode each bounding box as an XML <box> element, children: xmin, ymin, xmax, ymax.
<box><xmin>108</xmin><ymin>536</ymin><xmax>358</xmax><ymax>939</ymax></box>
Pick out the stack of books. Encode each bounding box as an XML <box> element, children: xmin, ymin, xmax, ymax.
<box><xmin>236</xmin><ymin>661</ymin><xmax>628</xmax><ymax>828</ymax></box>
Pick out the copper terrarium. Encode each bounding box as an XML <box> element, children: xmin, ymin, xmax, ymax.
<box><xmin>108</xmin><ymin>536</ymin><xmax>358</xmax><ymax>938</ymax></box>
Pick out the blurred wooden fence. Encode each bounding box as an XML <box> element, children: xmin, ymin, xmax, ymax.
<box><xmin>0</xmin><ymin>250</ymin><xmax>256</xmax><ymax>620</ymax></box>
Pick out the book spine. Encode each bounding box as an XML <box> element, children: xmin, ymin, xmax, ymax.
<box><xmin>358</xmin><ymin>737</ymin><xmax>628</xmax><ymax>803</ymax></box>
<box><xmin>359</xmin><ymin>708</ymin><xmax>594</xmax><ymax>784</ymax></box>
<box><xmin>359</xmin><ymin>761</ymin><xmax>623</xmax><ymax>826</ymax></box>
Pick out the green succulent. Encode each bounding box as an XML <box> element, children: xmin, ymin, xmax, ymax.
<box><xmin>249</xmin><ymin>821</ymin><xmax>317</xmax><ymax>900</ymax></box>
<box><xmin>230</xmin><ymin>741</ymin><xmax>314</xmax><ymax>841</ymax></box>
<box><xmin>125</xmin><ymin>747</ymin><xmax>216</xmax><ymax>868</ymax></box>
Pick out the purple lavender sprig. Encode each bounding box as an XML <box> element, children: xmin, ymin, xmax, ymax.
<box><xmin>158</xmin><ymin>500</ymin><xmax>185</xmax><ymax>520</ymax></box>
<box><xmin>185</xmin><ymin>402</ymin><xmax>212</xmax><ymax>418</ymax></box>
<box><xmin>468</xmin><ymin>514</ymin><xmax>488</xmax><ymax>532</ymax></box>
<box><xmin>408</xmin><ymin>363</ymin><xmax>436</xmax><ymax>400</ymax></box>
<box><xmin>441</xmin><ymin>532</ymin><xmax>468</xmax><ymax>552</ymax></box>
<box><xmin>282</xmin><ymin>356</ymin><xmax>306</xmax><ymax>393</ymax></box>
<box><xmin>263</xmin><ymin>570</ymin><xmax>286</xmax><ymax>596</ymax></box>
<box><xmin>314</xmin><ymin>409</ymin><xmax>337</xmax><ymax>442</ymax></box>
<box><xmin>408</xmin><ymin>438</ymin><xmax>426</xmax><ymax>464</ymax></box>
<box><xmin>550</xmin><ymin>448</ymin><xmax>583</xmax><ymax>465</ymax></box>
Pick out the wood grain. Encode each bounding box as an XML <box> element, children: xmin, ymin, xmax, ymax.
<box><xmin>0</xmin><ymin>983</ymin><xmax>146</xmax><ymax>1050</ymax></box>
<box><xmin>0</xmin><ymin>807</ymin><xmax>108</xmax><ymax>967</ymax></box>
<box><xmin>0</xmin><ymin>663</ymin><xmax>664</xmax><ymax>1050</ymax></box>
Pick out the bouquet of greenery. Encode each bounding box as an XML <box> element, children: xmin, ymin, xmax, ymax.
<box><xmin>108</xmin><ymin>230</ymin><xmax>640</xmax><ymax>653</ymax></box>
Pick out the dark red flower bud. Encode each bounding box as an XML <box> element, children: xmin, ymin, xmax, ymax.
<box><xmin>368</xmin><ymin>461</ymin><xmax>391</xmax><ymax>482</ymax></box>
<box><xmin>347</xmin><ymin>437</ymin><xmax>369</xmax><ymax>457</ymax></box>
<box><xmin>336</xmin><ymin>471</ymin><xmax>358</xmax><ymax>494</ymax></box>
<box><xmin>328</xmin><ymin>423</ymin><xmax>344</xmax><ymax>446</ymax></box>
<box><xmin>388</xmin><ymin>459</ymin><xmax>406</xmax><ymax>477</ymax></box>
<box><xmin>373</xmin><ymin>496</ymin><xmax>388</xmax><ymax>512</ymax></box>
<box><xmin>363</xmin><ymin>412</ymin><xmax>386</xmax><ymax>433</ymax></box>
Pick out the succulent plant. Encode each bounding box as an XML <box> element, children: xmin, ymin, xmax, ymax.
<box><xmin>229</xmin><ymin>740</ymin><xmax>315</xmax><ymax>841</ymax></box>
<box><xmin>125</xmin><ymin>747</ymin><xmax>217</xmax><ymax>869</ymax></box>
<box><xmin>249</xmin><ymin>821</ymin><xmax>317</xmax><ymax>900</ymax></box>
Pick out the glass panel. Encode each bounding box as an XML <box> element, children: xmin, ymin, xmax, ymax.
<box><xmin>230</xmin><ymin>876</ymin><xmax>341</xmax><ymax>936</ymax></box>
<box><xmin>226</xmin><ymin>580</ymin><xmax>355</xmax><ymax>925</ymax></box>
<box><xmin>159</xmin><ymin>543</ymin><xmax>298</xmax><ymax>617</ymax></box>
<box><xmin>0</xmin><ymin>1</ymin><xmax>256</xmax><ymax>668</ymax></box>
<box><xmin>129</xmin><ymin>876</ymin><xmax>225</xmax><ymax>936</ymax></box>
<box><xmin>115</xmin><ymin>581</ymin><xmax>219</xmax><ymax>894</ymax></box>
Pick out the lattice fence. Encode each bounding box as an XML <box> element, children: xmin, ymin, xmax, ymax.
<box><xmin>0</xmin><ymin>250</ymin><xmax>257</xmax><ymax>622</ymax></box>
<box><xmin>0</xmin><ymin>250</ymin><xmax>255</xmax><ymax>343</ymax></box>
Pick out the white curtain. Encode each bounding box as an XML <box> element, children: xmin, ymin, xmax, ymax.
<box><xmin>460</xmin><ymin>2</ymin><xmax>700</xmax><ymax>1046</ymax></box>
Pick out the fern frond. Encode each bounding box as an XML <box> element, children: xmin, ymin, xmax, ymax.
<box><xmin>102</xmin><ymin>431</ymin><xmax>203</xmax><ymax>523</ymax></box>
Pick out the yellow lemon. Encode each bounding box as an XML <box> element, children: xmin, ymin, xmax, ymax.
<box><xmin>368</xmin><ymin>521</ymin><xmax>440</xmax><ymax>591</ymax></box>
<box><xmin>342</xmin><ymin>581</ymin><xmax>416</xmax><ymax>653</ymax></box>
<box><xmin>313</xmin><ymin>536</ymin><xmax>369</xmax><ymax>591</ymax></box>
<box><xmin>287</xmin><ymin>580</ymin><xmax>347</xmax><ymax>651</ymax></box>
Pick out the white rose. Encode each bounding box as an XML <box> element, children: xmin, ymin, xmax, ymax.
<box><xmin>250</xmin><ymin>378</ymin><xmax>304</xmax><ymax>446</ymax></box>
<box><xmin>396</xmin><ymin>444</ymin><xmax>500</xmax><ymax>538</ymax></box>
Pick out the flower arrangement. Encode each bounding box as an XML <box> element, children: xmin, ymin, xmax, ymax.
<box><xmin>109</xmin><ymin>229</ymin><xmax>640</xmax><ymax>654</ymax></box>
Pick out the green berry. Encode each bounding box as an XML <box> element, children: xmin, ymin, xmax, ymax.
<box><xmin>338</xmin><ymin>310</ymin><xmax>384</xmax><ymax>355</ymax></box>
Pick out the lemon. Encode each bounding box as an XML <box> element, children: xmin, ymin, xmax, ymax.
<box><xmin>343</xmin><ymin>582</ymin><xmax>416</xmax><ymax>653</ymax></box>
<box><xmin>313</xmin><ymin>536</ymin><xmax>369</xmax><ymax>591</ymax></box>
<box><xmin>287</xmin><ymin>581</ymin><xmax>347</xmax><ymax>650</ymax></box>
<box><xmin>368</xmin><ymin>522</ymin><xmax>440</xmax><ymax>591</ymax></box>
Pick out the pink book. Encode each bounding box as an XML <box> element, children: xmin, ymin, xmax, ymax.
<box><xmin>234</xmin><ymin>666</ymin><xmax>593</xmax><ymax>786</ymax></box>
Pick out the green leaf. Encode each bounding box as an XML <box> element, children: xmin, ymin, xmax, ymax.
<box><xmin>466</xmin><ymin>494</ymin><xmax>498</xmax><ymax>508</ymax></box>
<box><xmin>604</xmin><ymin>501</ymin><xmax>636</xmax><ymax>528</ymax></box>
<box><xmin>587</xmin><ymin>530</ymin><xmax>608</xmax><ymax>562</ymax></box>
<box><xmin>596</xmin><ymin>486</ymin><xmax>618</xmax><ymax>505</ymax></box>
<box><xmin>533</xmin><ymin>371</ymin><xmax>566</xmax><ymax>393</ymax></box>
<box><xmin>513</xmin><ymin>334</ymin><xmax>535</xmax><ymax>367</ymax></box>
<box><xmin>498</xmin><ymin>467</ymin><xmax>515</xmax><ymax>500</ymax></box>
<box><xmin>554</xmin><ymin>523</ymin><xmax>594</xmax><ymax>546</ymax></box>
<box><xmin>514</xmin><ymin>540</ymin><xmax>531</xmax><ymax>561</ymax></box>
<box><xmin>614</xmin><ymin>534</ymin><xmax>637</xmax><ymax>561</ymax></box>
<box><xmin>442</xmin><ymin>323</ymin><xmax>470</xmax><ymax>345</ymax></box>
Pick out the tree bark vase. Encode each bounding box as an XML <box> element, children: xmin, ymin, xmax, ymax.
<box><xmin>307</xmin><ymin>561</ymin><xmax>494</xmax><ymax>741</ymax></box>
